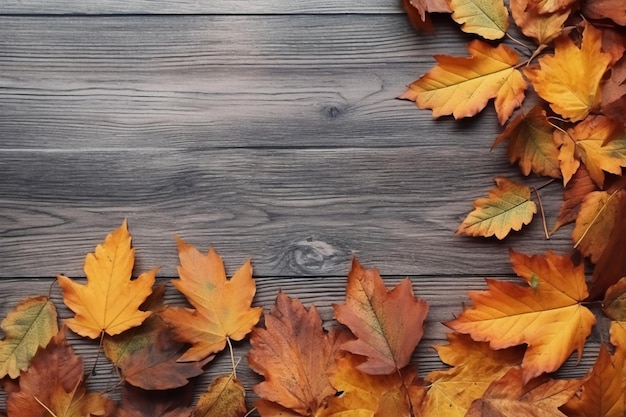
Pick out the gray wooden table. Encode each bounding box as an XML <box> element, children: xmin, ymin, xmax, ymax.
<box><xmin>0</xmin><ymin>0</ymin><xmax>605</xmax><ymax>411</ymax></box>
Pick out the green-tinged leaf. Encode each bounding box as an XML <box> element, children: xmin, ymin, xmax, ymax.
<box><xmin>0</xmin><ymin>296</ymin><xmax>58</xmax><ymax>379</ymax></box>
<box><xmin>194</xmin><ymin>375</ymin><xmax>247</xmax><ymax>417</ymax></box>
<box><xmin>604</xmin><ymin>277</ymin><xmax>626</xmax><ymax>322</ymax></box>
<box><xmin>457</xmin><ymin>177</ymin><xmax>537</xmax><ymax>239</ymax></box>
<box><xmin>449</xmin><ymin>0</ymin><xmax>509</xmax><ymax>39</ymax></box>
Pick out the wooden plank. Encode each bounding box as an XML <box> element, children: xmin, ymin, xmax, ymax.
<box><xmin>1</xmin><ymin>147</ymin><xmax>572</xmax><ymax>278</ymax></box>
<box><xmin>0</xmin><ymin>0</ymin><xmax>406</xmax><ymax>15</ymax></box>
<box><xmin>0</xmin><ymin>277</ymin><xmax>608</xmax><ymax>411</ymax></box>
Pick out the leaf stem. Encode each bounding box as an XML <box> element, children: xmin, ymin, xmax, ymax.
<box><xmin>531</xmin><ymin>187</ymin><xmax>550</xmax><ymax>239</ymax></box>
<box><xmin>89</xmin><ymin>330</ymin><xmax>106</xmax><ymax>378</ymax></box>
<box><xmin>243</xmin><ymin>407</ymin><xmax>257</xmax><ymax>417</ymax></box>
<box><xmin>35</xmin><ymin>397</ymin><xmax>58</xmax><ymax>417</ymax></box>
<box><xmin>227</xmin><ymin>336</ymin><xmax>237</xmax><ymax>379</ymax></box>
<box><xmin>573</xmin><ymin>188</ymin><xmax>620</xmax><ymax>249</ymax></box>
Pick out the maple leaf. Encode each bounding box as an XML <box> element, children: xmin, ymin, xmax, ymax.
<box><xmin>526</xmin><ymin>0</ymin><xmax>577</xmax><ymax>13</ymax></box>
<box><xmin>0</xmin><ymin>296</ymin><xmax>58</xmax><ymax>379</ymax></box>
<box><xmin>7</xmin><ymin>327</ymin><xmax>116</xmax><ymax>417</ymax></box>
<box><xmin>448</xmin><ymin>0</ymin><xmax>509</xmax><ymax>40</ymax></box>
<box><xmin>554</xmin><ymin>115</ymin><xmax>626</xmax><ymax>187</ymax></box>
<box><xmin>561</xmin><ymin>345</ymin><xmax>625</xmax><ymax>417</ymax></box>
<box><xmin>194</xmin><ymin>374</ymin><xmax>247</xmax><ymax>417</ymax></box>
<box><xmin>582</xmin><ymin>0</ymin><xmax>626</xmax><ymax>26</ymax></box>
<box><xmin>572</xmin><ymin>190</ymin><xmax>621</xmax><ymax>263</ymax></box>
<box><xmin>493</xmin><ymin>106</ymin><xmax>561</xmax><ymax>178</ymax></box>
<box><xmin>465</xmin><ymin>367</ymin><xmax>579</xmax><ymax>417</ymax></box>
<box><xmin>57</xmin><ymin>220</ymin><xmax>156</xmax><ymax>339</ymax></box>
<box><xmin>552</xmin><ymin>165</ymin><xmax>599</xmax><ymax>234</ymax></box>
<box><xmin>524</xmin><ymin>23</ymin><xmax>612</xmax><ymax>122</ymax></box>
<box><xmin>116</xmin><ymin>384</ymin><xmax>194</xmax><ymax>417</ymax></box>
<box><xmin>333</xmin><ymin>258</ymin><xmax>428</xmax><ymax>375</ymax></box>
<box><xmin>400</xmin><ymin>40</ymin><xmax>526</xmax><ymax>124</ymax></box>
<box><xmin>160</xmin><ymin>238</ymin><xmax>262</xmax><ymax>362</ymax></box>
<box><xmin>457</xmin><ymin>177</ymin><xmax>537</xmax><ymax>239</ymax></box>
<box><xmin>601</xmin><ymin>56</ymin><xmax>626</xmax><ymax>126</ymax></box>
<box><xmin>420</xmin><ymin>333</ymin><xmax>524</xmax><ymax>417</ymax></box>
<box><xmin>510</xmin><ymin>0</ymin><xmax>571</xmax><ymax>45</ymax></box>
<box><xmin>248</xmin><ymin>292</ymin><xmax>338</xmax><ymax>416</ymax></box>
<box><xmin>446</xmin><ymin>249</ymin><xmax>596</xmax><ymax>381</ymax></box>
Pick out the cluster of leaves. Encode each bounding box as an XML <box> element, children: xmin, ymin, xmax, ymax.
<box><xmin>0</xmin><ymin>222</ymin><xmax>625</xmax><ymax>416</ymax></box>
<box><xmin>401</xmin><ymin>0</ymin><xmax>626</xmax><ymax>300</ymax></box>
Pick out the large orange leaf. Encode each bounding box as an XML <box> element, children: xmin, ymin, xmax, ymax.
<box><xmin>554</xmin><ymin>115</ymin><xmax>626</xmax><ymax>187</ymax></box>
<box><xmin>400</xmin><ymin>40</ymin><xmax>526</xmax><ymax>124</ymax></box>
<box><xmin>333</xmin><ymin>258</ymin><xmax>428</xmax><ymax>375</ymax></box>
<box><xmin>524</xmin><ymin>24</ymin><xmax>612</xmax><ymax>122</ymax></box>
<box><xmin>248</xmin><ymin>292</ymin><xmax>339</xmax><ymax>416</ymax></box>
<box><xmin>448</xmin><ymin>0</ymin><xmax>508</xmax><ymax>39</ymax></box>
<box><xmin>457</xmin><ymin>177</ymin><xmax>537</xmax><ymax>239</ymax></box>
<box><xmin>420</xmin><ymin>333</ymin><xmax>524</xmax><ymax>417</ymax></box>
<box><xmin>57</xmin><ymin>220</ymin><xmax>156</xmax><ymax>339</ymax></box>
<box><xmin>446</xmin><ymin>250</ymin><xmax>596</xmax><ymax>381</ymax></box>
<box><xmin>160</xmin><ymin>238</ymin><xmax>262</xmax><ymax>362</ymax></box>
<box><xmin>493</xmin><ymin>106</ymin><xmax>561</xmax><ymax>178</ymax></box>
<box><xmin>562</xmin><ymin>345</ymin><xmax>625</xmax><ymax>417</ymax></box>
<box><xmin>572</xmin><ymin>190</ymin><xmax>621</xmax><ymax>263</ymax></box>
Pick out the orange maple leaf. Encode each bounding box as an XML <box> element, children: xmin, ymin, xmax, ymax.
<box><xmin>333</xmin><ymin>258</ymin><xmax>428</xmax><ymax>375</ymax></box>
<box><xmin>400</xmin><ymin>40</ymin><xmax>526</xmax><ymax>124</ymax></box>
<box><xmin>446</xmin><ymin>249</ymin><xmax>596</xmax><ymax>381</ymax></box>
<box><xmin>57</xmin><ymin>220</ymin><xmax>156</xmax><ymax>339</ymax></box>
<box><xmin>526</xmin><ymin>0</ymin><xmax>577</xmax><ymax>13</ymax></box>
<box><xmin>160</xmin><ymin>238</ymin><xmax>262</xmax><ymax>362</ymax></box>
<box><xmin>554</xmin><ymin>115</ymin><xmax>626</xmax><ymax>187</ymax></box>
<box><xmin>524</xmin><ymin>23</ymin><xmax>612</xmax><ymax>122</ymax></box>
<box><xmin>457</xmin><ymin>177</ymin><xmax>537</xmax><ymax>239</ymax></box>
<box><xmin>552</xmin><ymin>165</ymin><xmax>599</xmax><ymax>234</ymax></box>
<box><xmin>248</xmin><ymin>292</ymin><xmax>339</xmax><ymax>416</ymax></box>
<box><xmin>510</xmin><ymin>0</ymin><xmax>571</xmax><ymax>45</ymax></box>
<box><xmin>582</xmin><ymin>0</ymin><xmax>626</xmax><ymax>26</ymax></box>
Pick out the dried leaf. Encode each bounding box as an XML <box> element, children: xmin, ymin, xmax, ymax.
<box><xmin>194</xmin><ymin>375</ymin><xmax>247</xmax><ymax>417</ymax></box>
<box><xmin>572</xmin><ymin>190</ymin><xmax>621</xmax><ymax>263</ymax></box>
<box><xmin>400</xmin><ymin>40</ymin><xmax>526</xmax><ymax>124</ymax></box>
<box><xmin>604</xmin><ymin>277</ymin><xmax>626</xmax><ymax>322</ymax></box>
<box><xmin>493</xmin><ymin>106</ymin><xmax>561</xmax><ymax>178</ymax></box>
<box><xmin>510</xmin><ymin>0</ymin><xmax>571</xmax><ymax>45</ymax></box>
<box><xmin>457</xmin><ymin>177</ymin><xmax>537</xmax><ymax>239</ymax></box>
<box><xmin>524</xmin><ymin>23</ymin><xmax>612</xmax><ymax>122</ymax></box>
<box><xmin>248</xmin><ymin>292</ymin><xmax>337</xmax><ymax>416</ymax></box>
<box><xmin>0</xmin><ymin>296</ymin><xmax>58</xmax><ymax>379</ymax></box>
<box><xmin>448</xmin><ymin>0</ymin><xmax>509</xmax><ymax>40</ymax></box>
<box><xmin>160</xmin><ymin>238</ymin><xmax>262</xmax><ymax>362</ymax></box>
<box><xmin>446</xmin><ymin>250</ymin><xmax>596</xmax><ymax>381</ymax></box>
<box><xmin>527</xmin><ymin>0</ymin><xmax>578</xmax><ymax>14</ymax></box>
<box><xmin>116</xmin><ymin>384</ymin><xmax>194</xmax><ymax>417</ymax></box>
<box><xmin>333</xmin><ymin>258</ymin><xmax>428</xmax><ymax>375</ymax></box>
<box><xmin>582</xmin><ymin>0</ymin><xmax>626</xmax><ymax>26</ymax></box>
<box><xmin>420</xmin><ymin>333</ymin><xmax>524</xmax><ymax>417</ymax></box>
<box><xmin>57</xmin><ymin>220</ymin><xmax>156</xmax><ymax>338</ymax></box>
<box><xmin>552</xmin><ymin>165</ymin><xmax>599</xmax><ymax>234</ymax></box>
<box><xmin>465</xmin><ymin>367</ymin><xmax>579</xmax><ymax>417</ymax></box>
<box><xmin>601</xmin><ymin>56</ymin><xmax>626</xmax><ymax>126</ymax></box>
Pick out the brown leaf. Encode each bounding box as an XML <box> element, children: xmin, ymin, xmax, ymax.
<box><xmin>510</xmin><ymin>0</ymin><xmax>571</xmax><ymax>45</ymax></box>
<box><xmin>601</xmin><ymin>56</ymin><xmax>626</xmax><ymax>126</ymax></box>
<box><xmin>116</xmin><ymin>384</ymin><xmax>193</xmax><ymax>417</ymax></box>
<box><xmin>582</xmin><ymin>0</ymin><xmax>626</xmax><ymax>26</ymax></box>
<box><xmin>552</xmin><ymin>165</ymin><xmax>599</xmax><ymax>234</ymax></box>
<box><xmin>572</xmin><ymin>190</ymin><xmax>621</xmax><ymax>263</ymax></box>
<box><xmin>248</xmin><ymin>292</ymin><xmax>338</xmax><ymax>416</ymax></box>
<box><xmin>603</xmin><ymin>277</ymin><xmax>626</xmax><ymax>322</ymax></box>
<box><xmin>194</xmin><ymin>375</ymin><xmax>247</xmax><ymax>417</ymax></box>
<box><xmin>333</xmin><ymin>258</ymin><xmax>428</xmax><ymax>375</ymax></box>
<box><xmin>402</xmin><ymin>0</ymin><xmax>435</xmax><ymax>32</ymax></box>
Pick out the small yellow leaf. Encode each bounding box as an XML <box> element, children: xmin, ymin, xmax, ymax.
<box><xmin>449</xmin><ymin>0</ymin><xmax>509</xmax><ymax>40</ymax></box>
<box><xmin>457</xmin><ymin>177</ymin><xmax>537</xmax><ymax>239</ymax></box>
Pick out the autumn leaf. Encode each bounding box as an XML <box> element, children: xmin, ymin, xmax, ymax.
<box><xmin>400</xmin><ymin>40</ymin><xmax>526</xmax><ymax>124</ymax></box>
<box><xmin>333</xmin><ymin>258</ymin><xmax>428</xmax><ymax>375</ymax></box>
<box><xmin>572</xmin><ymin>190</ymin><xmax>621</xmax><ymax>263</ymax></box>
<box><xmin>248</xmin><ymin>292</ymin><xmax>338</xmax><ymax>416</ymax></box>
<box><xmin>7</xmin><ymin>327</ymin><xmax>116</xmax><ymax>417</ymax></box>
<box><xmin>57</xmin><ymin>220</ymin><xmax>156</xmax><ymax>339</ymax></box>
<box><xmin>116</xmin><ymin>384</ymin><xmax>194</xmax><ymax>417</ymax></box>
<box><xmin>600</xmin><ymin>56</ymin><xmax>626</xmax><ymax>126</ymax></box>
<box><xmin>402</xmin><ymin>0</ymin><xmax>434</xmax><ymax>32</ymax></box>
<box><xmin>493</xmin><ymin>106</ymin><xmax>561</xmax><ymax>178</ymax></box>
<box><xmin>526</xmin><ymin>0</ymin><xmax>577</xmax><ymax>14</ymax></box>
<box><xmin>420</xmin><ymin>333</ymin><xmax>524</xmax><ymax>417</ymax></box>
<box><xmin>457</xmin><ymin>177</ymin><xmax>537</xmax><ymax>239</ymax></box>
<box><xmin>582</xmin><ymin>0</ymin><xmax>626</xmax><ymax>26</ymax></box>
<box><xmin>465</xmin><ymin>367</ymin><xmax>579</xmax><ymax>417</ymax></box>
<box><xmin>0</xmin><ymin>296</ymin><xmax>58</xmax><ymax>379</ymax></box>
<box><xmin>604</xmin><ymin>277</ymin><xmax>626</xmax><ymax>323</ymax></box>
<box><xmin>510</xmin><ymin>0</ymin><xmax>571</xmax><ymax>46</ymax></box>
<box><xmin>562</xmin><ymin>345</ymin><xmax>625</xmax><ymax>417</ymax></box>
<box><xmin>194</xmin><ymin>375</ymin><xmax>247</xmax><ymax>417</ymax></box>
<box><xmin>447</xmin><ymin>249</ymin><xmax>596</xmax><ymax>381</ymax></box>
<box><xmin>554</xmin><ymin>115</ymin><xmax>626</xmax><ymax>187</ymax></box>
<box><xmin>448</xmin><ymin>0</ymin><xmax>509</xmax><ymax>40</ymax></box>
<box><xmin>552</xmin><ymin>165</ymin><xmax>599</xmax><ymax>234</ymax></box>
<box><xmin>524</xmin><ymin>23</ymin><xmax>612</xmax><ymax>122</ymax></box>
<box><xmin>160</xmin><ymin>238</ymin><xmax>262</xmax><ymax>362</ymax></box>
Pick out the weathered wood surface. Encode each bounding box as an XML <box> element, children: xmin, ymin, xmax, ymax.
<box><xmin>0</xmin><ymin>1</ymin><xmax>601</xmax><ymax>412</ymax></box>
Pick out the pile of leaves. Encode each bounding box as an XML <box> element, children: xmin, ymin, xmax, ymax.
<box><xmin>0</xmin><ymin>220</ymin><xmax>625</xmax><ymax>416</ymax></box>
<box><xmin>402</xmin><ymin>0</ymin><xmax>626</xmax><ymax>300</ymax></box>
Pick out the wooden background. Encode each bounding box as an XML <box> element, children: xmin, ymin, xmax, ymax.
<box><xmin>0</xmin><ymin>0</ymin><xmax>608</xmax><ymax>412</ymax></box>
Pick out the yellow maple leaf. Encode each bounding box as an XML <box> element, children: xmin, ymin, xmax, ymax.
<box><xmin>554</xmin><ymin>115</ymin><xmax>626</xmax><ymax>187</ymax></box>
<box><xmin>457</xmin><ymin>177</ymin><xmax>537</xmax><ymax>239</ymax></box>
<box><xmin>449</xmin><ymin>0</ymin><xmax>509</xmax><ymax>40</ymax></box>
<box><xmin>57</xmin><ymin>220</ymin><xmax>156</xmax><ymax>339</ymax></box>
<box><xmin>524</xmin><ymin>23</ymin><xmax>612</xmax><ymax>122</ymax></box>
<box><xmin>447</xmin><ymin>250</ymin><xmax>596</xmax><ymax>381</ymax></box>
<box><xmin>160</xmin><ymin>238</ymin><xmax>262</xmax><ymax>362</ymax></box>
<box><xmin>400</xmin><ymin>40</ymin><xmax>526</xmax><ymax>124</ymax></box>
